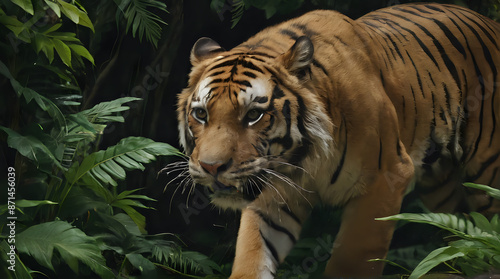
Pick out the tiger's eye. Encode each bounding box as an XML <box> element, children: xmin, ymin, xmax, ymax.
<box><xmin>246</xmin><ymin>109</ymin><xmax>263</xmax><ymax>125</ymax></box>
<box><xmin>193</xmin><ymin>108</ymin><xmax>208</xmax><ymax>123</ymax></box>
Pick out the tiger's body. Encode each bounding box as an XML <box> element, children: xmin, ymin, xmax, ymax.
<box><xmin>177</xmin><ymin>3</ymin><xmax>500</xmax><ymax>277</ymax></box>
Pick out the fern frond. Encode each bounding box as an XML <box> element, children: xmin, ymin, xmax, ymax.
<box><xmin>230</xmin><ymin>0</ymin><xmax>245</xmax><ymax>28</ymax></box>
<box><xmin>77</xmin><ymin>96</ymin><xmax>141</xmax><ymax>124</ymax></box>
<box><xmin>71</xmin><ymin>136</ymin><xmax>181</xmax><ymax>187</ymax></box>
<box><xmin>120</xmin><ymin>0</ymin><xmax>168</xmax><ymax>47</ymax></box>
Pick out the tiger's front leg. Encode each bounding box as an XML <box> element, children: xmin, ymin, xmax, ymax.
<box><xmin>230</xmin><ymin>195</ymin><xmax>312</xmax><ymax>279</ymax></box>
<box><xmin>324</xmin><ymin>154</ymin><xmax>414</xmax><ymax>276</ymax></box>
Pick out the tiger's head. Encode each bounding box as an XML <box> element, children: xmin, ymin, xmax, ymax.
<box><xmin>177</xmin><ymin>36</ymin><xmax>333</xmax><ymax>209</ymax></box>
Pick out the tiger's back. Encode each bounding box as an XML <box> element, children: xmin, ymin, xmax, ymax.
<box><xmin>177</xmin><ymin>3</ymin><xmax>500</xmax><ymax>277</ymax></box>
<box><xmin>359</xmin><ymin>4</ymin><xmax>500</xmax><ymax>213</ymax></box>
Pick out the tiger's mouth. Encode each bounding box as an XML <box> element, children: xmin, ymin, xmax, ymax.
<box><xmin>206</xmin><ymin>177</ymin><xmax>263</xmax><ymax>207</ymax></box>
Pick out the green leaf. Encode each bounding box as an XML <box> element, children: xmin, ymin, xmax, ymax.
<box><xmin>53</xmin><ymin>38</ymin><xmax>72</xmax><ymax>67</ymax></box>
<box><xmin>70</xmin><ymin>136</ymin><xmax>181</xmax><ymax>187</ymax></box>
<box><xmin>78</xmin><ymin>96</ymin><xmax>141</xmax><ymax>124</ymax></box>
<box><xmin>57</xmin><ymin>0</ymin><xmax>94</xmax><ymax>31</ymax></box>
<box><xmin>0</xmin><ymin>126</ymin><xmax>65</xmax><ymax>171</ymax></box>
<box><xmin>377</xmin><ymin>213</ymin><xmax>473</xmax><ymax>237</ymax></box>
<box><xmin>464</xmin><ymin>183</ymin><xmax>500</xmax><ymax>200</ymax></box>
<box><xmin>409</xmin><ymin>246</ymin><xmax>465</xmax><ymax>279</ymax></box>
<box><xmin>469</xmin><ymin>212</ymin><xmax>494</xmax><ymax>234</ymax></box>
<box><xmin>126</xmin><ymin>253</ymin><xmax>159</xmax><ymax>278</ymax></box>
<box><xmin>44</xmin><ymin>0</ymin><xmax>61</xmax><ymax>17</ymax></box>
<box><xmin>121</xmin><ymin>0</ymin><xmax>168</xmax><ymax>47</ymax></box>
<box><xmin>69</xmin><ymin>44</ymin><xmax>95</xmax><ymax>65</ymax></box>
<box><xmin>17</xmin><ymin>221</ymin><xmax>113</xmax><ymax>278</ymax></box>
<box><xmin>0</xmin><ymin>61</ymin><xmax>66</xmax><ymax>132</ymax></box>
<box><xmin>0</xmin><ymin>199</ymin><xmax>57</xmax><ymax>215</ymax></box>
<box><xmin>0</xmin><ymin>14</ymin><xmax>26</xmax><ymax>36</ymax></box>
<box><xmin>11</xmin><ymin>0</ymin><xmax>34</xmax><ymax>15</ymax></box>
<box><xmin>0</xmin><ymin>240</ymin><xmax>32</xmax><ymax>279</ymax></box>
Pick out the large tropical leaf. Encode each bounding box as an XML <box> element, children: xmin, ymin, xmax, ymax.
<box><xmin>16</xmin><ymin>221</ymin><xmax>113</xmax><ymax>278</ymax></box>
<box><xmin>69</xmin><ymin>137</ymin><xmax>181</xmax><ymax>189</ymax></box>
<box><xmin>70</xmin><ymin>136</ymin><xmax>181</xmax><ymax>187</ymax></box>
<box><xmin>0</xmin><ymin>126</ymin><xmax>65</xmax><ymax>171</ymax></box>
<box><xmin>408</xmin><ymin>246</ymin><xmax>465</xmax><ymax>279</ymax></box>
<box><xmin>377</xmin><ymin>213</ymin><xmax>481</xmax><ymax>238</ymax></box>
<box><xmin>0</xmin><ymin>60</ymin><xmax>66</xmax><ymax>132</ymax></box>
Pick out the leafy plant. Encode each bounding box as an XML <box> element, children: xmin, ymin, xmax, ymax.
<box><xmin>0</xmin><ymin>0</ymin><xmax>221</xmax><ymax>277</ymax></box>
<box><xmin>210</xmin><ymin>0</ymin><xmax>304</xmax><ymax>28</ymax></box>
<box><xmin>114</xmin><ymin>0</ymin><xmax>168</xmax><ymax>47</ymax></box>
<box><xmin>378</xmin><ymin>183</ymin><xmax>500</xmax><ymax>278</ymax></box>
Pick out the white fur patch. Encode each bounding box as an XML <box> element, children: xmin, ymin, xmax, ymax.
<box><xmin>238</xmin><ymin>78</ymin><xmax>270</xmax><ymax>108</ymax></box>
<box><xmin>193</xmin><ymin>77</ymin><xmax>212</xmax><ymax>107</ymax></box>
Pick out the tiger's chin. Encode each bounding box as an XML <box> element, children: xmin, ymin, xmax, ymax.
<box><xmin>205</xmin><ymin>181</ymin><xmax>262</xmax><ymax>210</ymax></box>
<box><xmin>210</xmin><ymin>191</ymin><xmax>251</xmax><ymax>210</ymax></box>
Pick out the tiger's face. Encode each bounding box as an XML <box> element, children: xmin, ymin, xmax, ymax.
<box><xmin>178</xmin><ymin>37</ymin><xmax>331</xmax><ymax>209</ymax></box>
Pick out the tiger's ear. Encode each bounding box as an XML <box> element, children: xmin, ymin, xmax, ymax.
<box><xmin>279</xmin><ymin>36</ymin><xmax>314</xmax><ymax>74</ymax></box>
<box><xmin>190</xmin><ymin>37</ymin><xmax>225</xmax><ymax>66</ymax></box>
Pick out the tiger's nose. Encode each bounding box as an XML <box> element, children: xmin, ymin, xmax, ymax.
<box><xmin>199</xmin><ymin>159</ymin><xmax>233</xmax><ymax>177</ymax></box>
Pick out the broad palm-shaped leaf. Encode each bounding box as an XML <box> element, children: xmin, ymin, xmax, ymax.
<box><xmin>16</xmin><ymin>221</ymin><xmax>113</xmax><ymax>278</ymax></box>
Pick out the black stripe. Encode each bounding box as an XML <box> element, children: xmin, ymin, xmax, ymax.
<box><xmin>272</xmin><ymin>85</ymin><xmax>285</xmax><ymax>99</ymax></box>
<box><xmin>363</xmin><ymin>23</ymin><xmax>395</xmax><ymax>69</ymax></box>
<box><xmin>257</xmin><ymin>211</ymin><xmax>297</xmax><ymax>243</ymax></box>
<box><xmin>442</xmin><ymin>83</ymin><xmax>453</xmax><ymax>123</ymax></box>
<box><xmin>424</xmin><ymin>4</ymin><xmax>444</xmax><ymax>13</ymax></box>
<box><xmin>380</xmin><ymin>15</ymin><xmax>440</xmax><ymax>70</ymax></box>
<box><xmin>465</xmin><ymin>152</ymin><xmax>500</xmax><ymax>181</ymax></box>
<box><xmin>406</xmin><ymin>51</ymin><xmax>425</xmax><ymax>99</ymax></box>
<box><xmin>280</xmin><ymin>29</ymin><xmax>300</xmax><ymax>40</ymax></box>
<box><xmin>269</xmin><ymin>100</ymin><xmax>293</xmax><ymax>151</ymax></box>
<box><xmin>409</xmin><ymin>86</ymin><xmax>418</xmax><ymax>146</ymax></box>
<box><xmin>312</xmin><ymin>59</ymin><xmax>329</xmax><ymax>76</ymax></box>
<box><xmin>385</xmin><ymin>11</ymin><xmax>462</xmax><ymax>88</ymax></box>
<box><xmin>407</xmin><ymin>5</ymin><xmax>433</xmax><ymax>14</ymax></box>
<box><xmin>432</xmin><ymin>19</ymin><xmax>467</xmax><ymax>59</ymax></box>
<box><xmin>209</xmin><ymin>70</ymin><xmax>226</xmax><ymax>77</ymax></box>
<box><xmin>456</xmin><ymin>10</ymin><xmax>498</xmax><ymax>50</ymax></box>
<box><xmin>208</xmin><ymin>58</ymin><xmax>239</xmax><ymax>71</ymax></box>
<box><xmin>291</xmin><ymin>23</ymin><xmax>317</xmax><ymax>38</ymax></box>
<box><xmin>446</xmin><ymin>10</ymin><xmax>498</xmax><ymax>148</ymax></box>
<box><xmin>253</xmin><ymin>96</ymin><xmax>268</xmax><ymax>104</ymax></box>
<box><xmin>488</xmin><ymin>167</ymin><xmax>499</xmax><ymax>186</ymax></box>
<box><xmin>243</xmin><ymin>71</ymin><xmax>257</xmax><ymax>78</ymax></box>
<box><xmin>260</xmin><ymin>230</ymin><xmax>280</xmax><ymax>264</ymax></box>
<box><xmin>427</xmin><ymin>71</ymin><xmax>436</xmax><ymax>86</ymax></box>
<box><xmin>232</xmin><ymin>79</ymin><xmax>252</xmax><ymax>87</ymax></box>
<box><xmin>331</xmin><ymin>117</ymin><xmax>347</xmax><ymax>184</ymax></box>
<box><xmin>280</xmin><ymin>205</ymin><xmax>302</xmax><ymax>224</ymax></box>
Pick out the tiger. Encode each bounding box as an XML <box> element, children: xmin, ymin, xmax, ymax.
<box><xmin>176</xmin><ymin>3</ymin><xmax>500</xmax><ymax>278</ymax></box>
